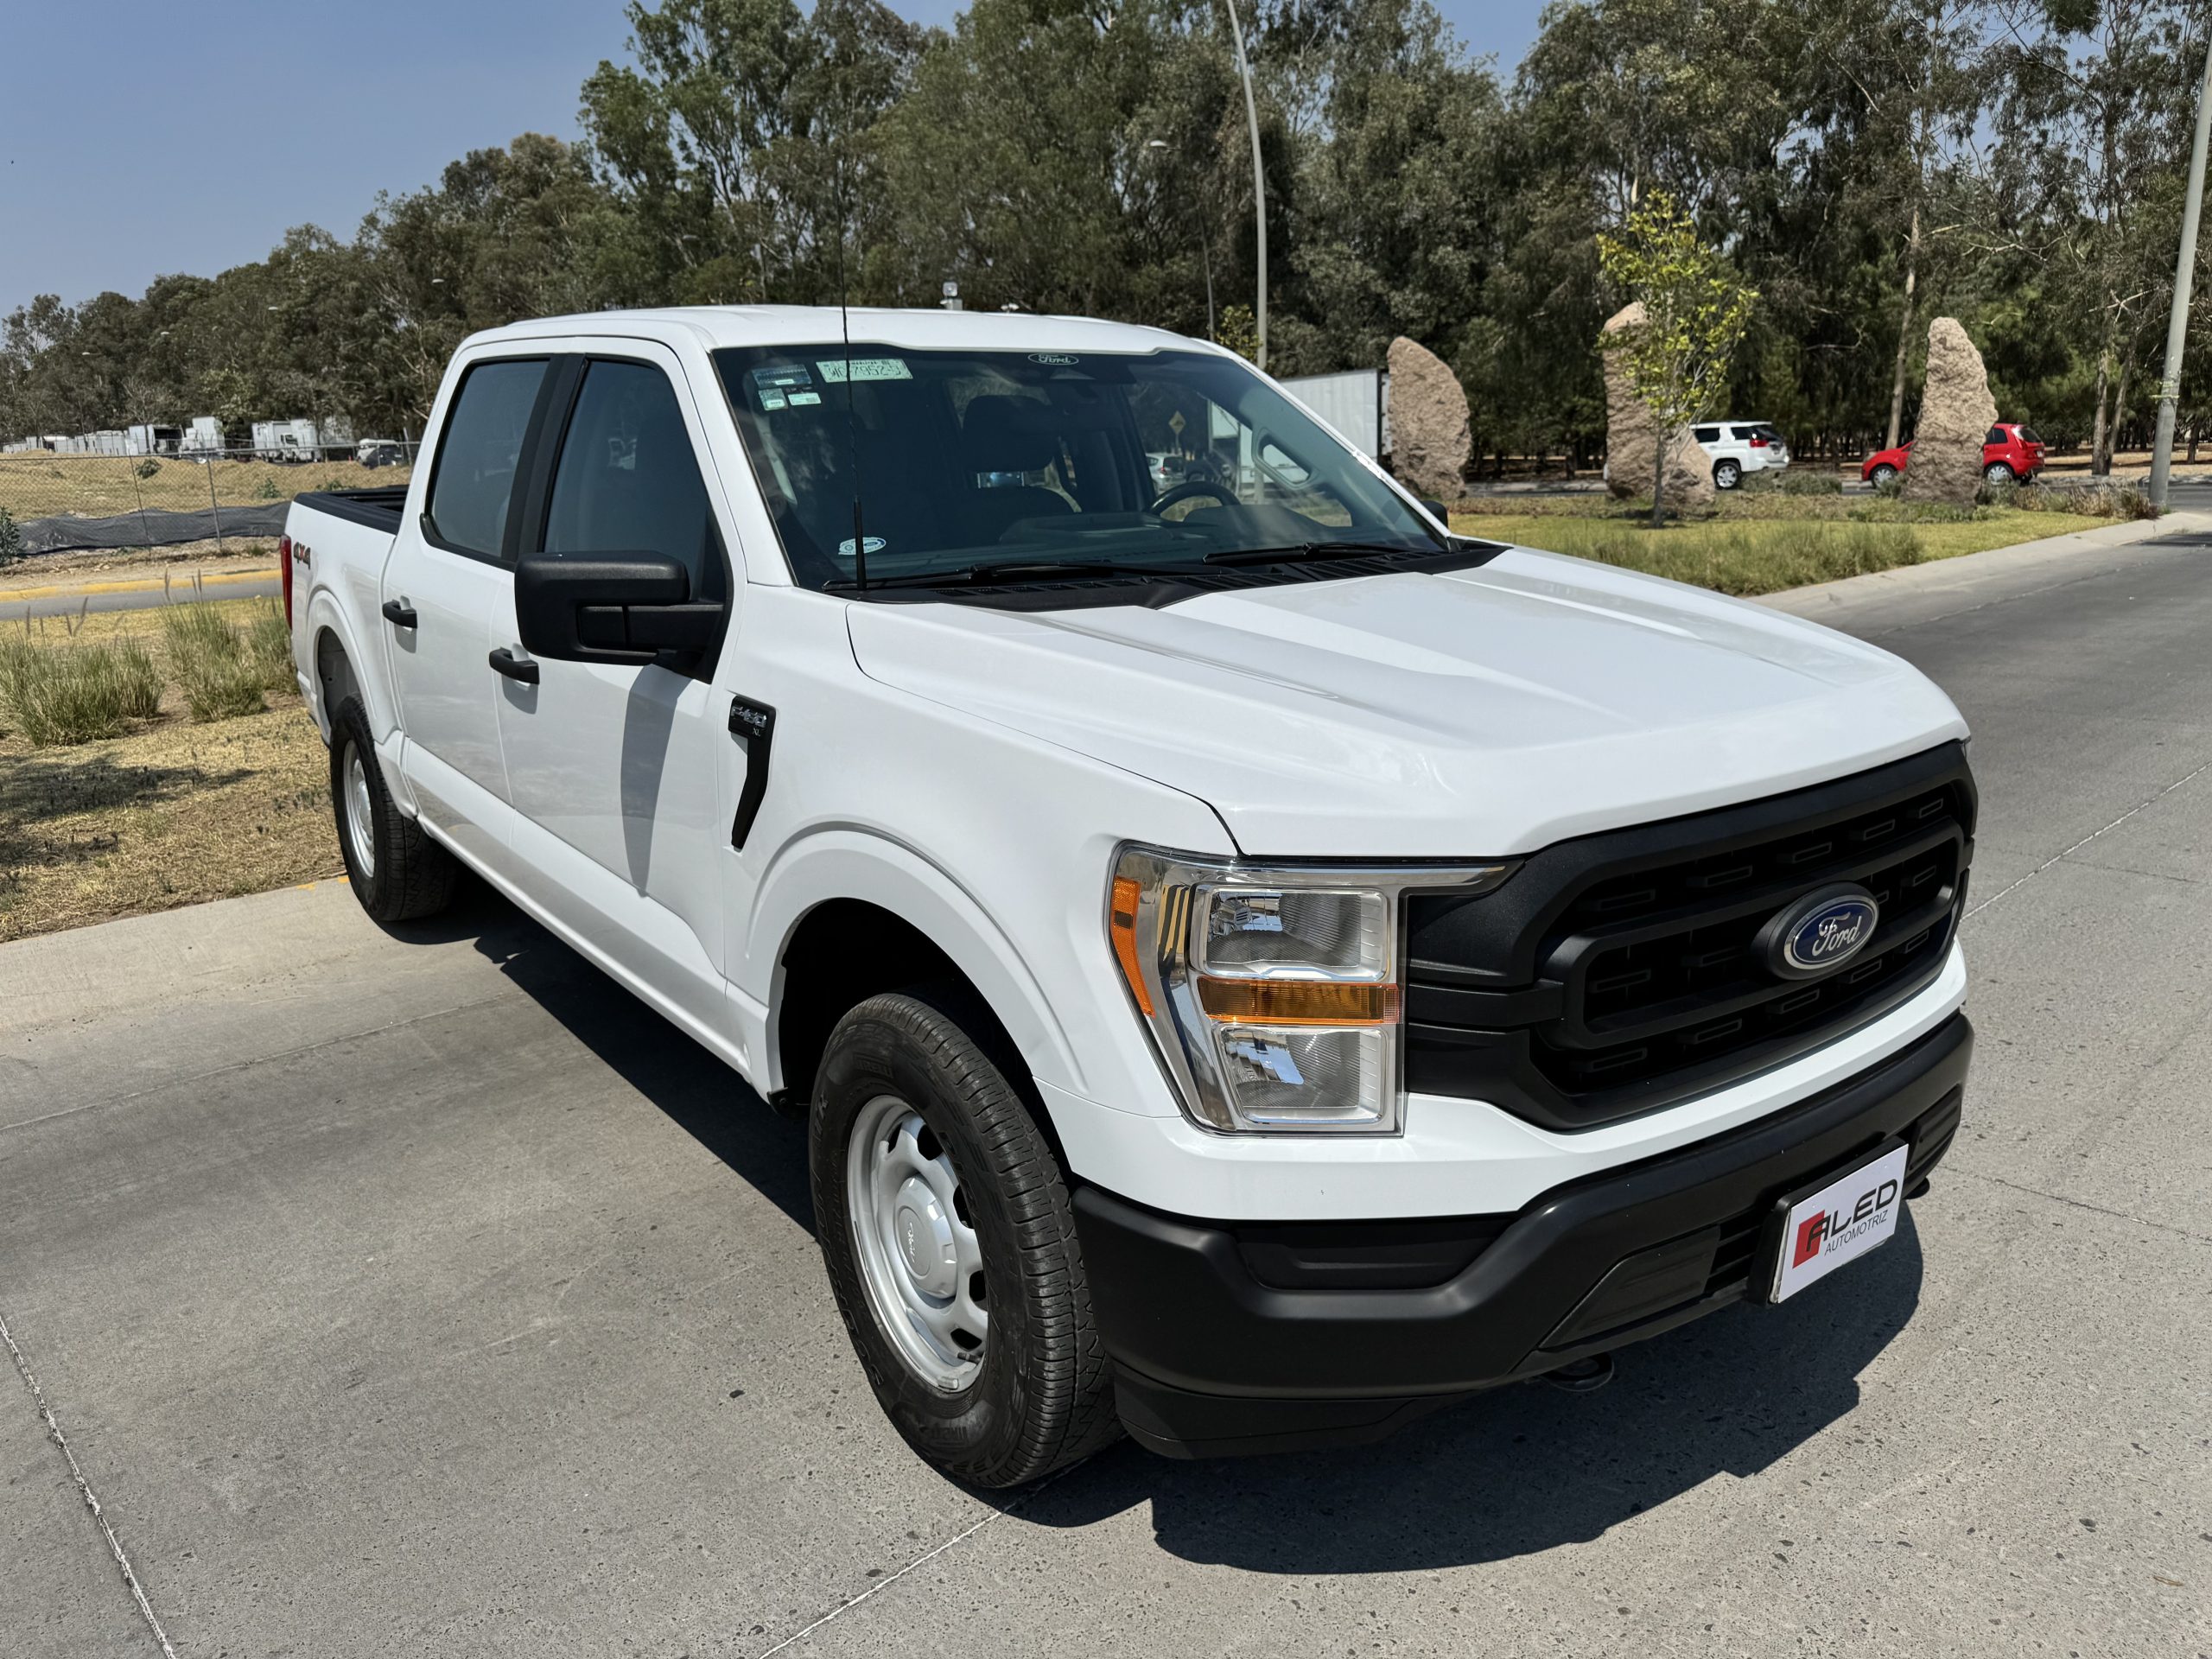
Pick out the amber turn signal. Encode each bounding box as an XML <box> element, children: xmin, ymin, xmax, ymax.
<box><xmin>1109</xmin><ymin>875</ymin><xmax>1155</xmax><ymax>1016</ymax></box>
<box><xmin>1196</xmin><ymin>977</ymin><xmax>1398</xmax><ymax>1026</ymax></box>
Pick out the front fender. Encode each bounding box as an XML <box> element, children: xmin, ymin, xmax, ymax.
<box><xmin>739</xmin><ymin>828</ymin><xmax>1084</xmax><ymax>1101</ymax></box>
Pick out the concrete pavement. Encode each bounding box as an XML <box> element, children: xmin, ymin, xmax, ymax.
<box><xmin>4</xmin><ymin>531</ymin><xmax>2212</xmax><ymax>1656</ymax></box>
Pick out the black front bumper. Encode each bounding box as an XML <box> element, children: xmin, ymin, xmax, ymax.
<box><xmin>1075</xmin><ymin>1012</ymin><xmax>1972</xmax><ymax>1459</ymax></box>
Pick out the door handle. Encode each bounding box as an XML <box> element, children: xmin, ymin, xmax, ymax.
<box><xmin>380</xmin><ymin>599</ymin><xmax>417</xmax><ymax>628</ymax></box>
<box><xmin>487</xmin><ymin>648</ymin><xmax>540</xmax><ymax>685</ymax></box>
<box><xmin>728</xmin><ymin>696</ymin><xmax>776</xmax><ymax>849</ymax></box>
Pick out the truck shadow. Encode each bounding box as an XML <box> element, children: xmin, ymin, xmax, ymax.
<box><xmin>416</xmin><ymin>880</ymin><xmax>1923</xmax><ymax>1573</ymax></box>
<box><xmin>1025</xmin><ymin>1223</ymin><xmax>1925</xmax><ymax>1572</ymax></box>
<box><xmin>420</xmin><ymin>877</ymin><xmax>816</xmax><ymax>1236</ymax></box>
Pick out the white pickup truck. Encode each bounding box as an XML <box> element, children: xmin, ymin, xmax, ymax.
<box><xmin>283</xmin><ymin>307</ymin><xmax>1975</xmax><ymax>1485</ymax></box>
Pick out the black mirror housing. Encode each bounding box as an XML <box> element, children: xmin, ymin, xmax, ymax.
<box><xmin>1420</xmin><ymin>498</ymin><xmax>1450</xmax><ymax>523</ymax></box>
<box><xmin>515</xmin><ymin>549</ymin><xmax>722</xmax><ymax>667</ymax></box>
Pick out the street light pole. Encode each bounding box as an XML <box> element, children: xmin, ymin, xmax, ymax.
<box><xmin>1222</xmin><ymin>0</ymin><xmax>1266</xmax><ymax>371</ymax></box>
<box><xmin>2149</xmin><ymin>27</ymin><xmax>2212</xmax><ymax>510</ymax></box>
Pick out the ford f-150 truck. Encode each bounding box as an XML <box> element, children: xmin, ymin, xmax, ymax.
<box><xmin>283</xmin><ymin>307</ymin><xmax>1974</xmax><ymax>1487</ymax></box>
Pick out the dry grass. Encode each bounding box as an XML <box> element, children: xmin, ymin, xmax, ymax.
<box><xmin>0</xmin><ymin>454</ymin><xmax>410</xmax><ymax>521</ymax></box>
<box><xmin>0</xmin><ymin>595</ymin><xmax>334</xmax><ymax>940</ymax></box>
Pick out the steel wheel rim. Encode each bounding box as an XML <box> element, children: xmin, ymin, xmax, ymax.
<box><xmin>846</xmin><ymin>1093</ymin><xmax>987</xmax><ymax>1392</ymax></box>
<box><xmin>343</xmin><ymin>744</ymin><xmax>377</xmax><ymax>880</ymax></box>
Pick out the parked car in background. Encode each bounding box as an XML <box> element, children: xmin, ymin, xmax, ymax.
<box><xmin>1863</xmin><ymin>423</ymin><xmax>2045</xmax><ymax>487</ymax></box>
<box><xmin>1692</xmin><ymin>421</ymin><xmax>1789</xmax><ymax>489</ymax></box>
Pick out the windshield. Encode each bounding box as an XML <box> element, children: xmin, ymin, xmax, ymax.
<box><xmin>712</xmin><ymin>345</ymin><xmax>1441</xmax><ymax>592</ymax></box>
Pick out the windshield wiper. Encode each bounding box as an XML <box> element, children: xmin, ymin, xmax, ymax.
<box><xmin>829</xmin><ymin>557</ymin><xmax>1218</xmax><ymax>593</ymax></box>
<box><xmin>1200</xmin><ymin>539</ymin><xmax>1446</xmax><ymax>568</ymax></box>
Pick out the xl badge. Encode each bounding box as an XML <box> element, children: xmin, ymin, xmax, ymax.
<box><xmin>1757</xmin><ymin>884</ymin><xmax>1879</xmax><ymax>980</ymax></box>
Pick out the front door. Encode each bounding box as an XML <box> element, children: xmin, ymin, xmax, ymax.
<box><xmin>381</xmin><ymin>353</ymin><xmax>550</xmax><ymax>874</ymax></box>
<box><xmin>490</xmin><ymin>348</ymin><xmax>738</xmax><ymax>1042</ymax></box>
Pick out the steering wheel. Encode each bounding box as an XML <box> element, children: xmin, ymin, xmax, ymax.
<box><xmin>1148</xmin><ymin>478</ymin><xmax>1235</xmax><ymax>516</ymax></box>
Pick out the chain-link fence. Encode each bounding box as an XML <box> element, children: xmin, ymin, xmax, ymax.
<box><xmin>0</xmin><ymin>447</ymin><xmax>416</xmax><ymax>565</ymax></box>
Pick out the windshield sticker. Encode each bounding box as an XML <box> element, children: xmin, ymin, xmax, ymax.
<box><xmin>752</xmin><ymin>365</ymin><xmax>815</xmax><ymax>411</ymax></box>
<box><xmin>837</xmin><ymin>536</ymin><xmax>887</xmax><ymax>558</ymax></box>
<box><xmin>817</xmin><ymin>358</ymin><xmax>913</xmax><ymax>384</ymax></box>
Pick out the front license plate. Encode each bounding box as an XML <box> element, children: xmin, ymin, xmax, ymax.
<box><xmin>1763</xmin><ymin>1143</ymin><xmax>1910</xmax><ymax>1304</ymax></box>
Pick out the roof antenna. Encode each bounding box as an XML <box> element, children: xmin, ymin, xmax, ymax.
<box><xmin>836</xmin><ymin>168</ymin><xmax>868</xmax><ymax>594</ymax></box>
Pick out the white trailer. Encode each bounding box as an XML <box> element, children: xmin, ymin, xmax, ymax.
<box><xmin>1278</xmin><ymin>367</ymin><xmax>1389</xmax><ymax>461</ymax></box>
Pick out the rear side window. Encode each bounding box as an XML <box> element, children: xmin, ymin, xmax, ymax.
<box><xmin>543</xmin><ymin>359</ymin><xmax>723</xmax><ymax>601</ymax></box>
<box><xmin>1986</xmin><ymin>427</ymin><xmax>2007</xmax><ymax>445</ymax></box>
<box><xmin>428</xmin><ymin>359</ymin><xmax>548</xmax><ymax>557</ymax></box>
<box><xmin>1693</xmin><ymin>426</ymin><xmax>1720</xmax><ymax>443</ymax></box>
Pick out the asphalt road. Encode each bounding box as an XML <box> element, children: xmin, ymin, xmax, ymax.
<box><xmin>5</xmin><ymin>529</ymin><xmax>2212</xmax><ymax>1657</ymax></box>
<box><xmin>0</xmin><ymin>572</ymin><xmax>280</xmax><ymax>624</ymax></box>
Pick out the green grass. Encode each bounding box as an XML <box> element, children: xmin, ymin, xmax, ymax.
<box><xmin>0</xmin><ymin>637</ymin><xmax>164</xmax><ymax>745</ymax></box>
<box><xmin>161</xmin><ymin>603</ymin><xmax>270</xmax><ymax>722</ymax></box>
<box><xmin>1451</xmin><ymin>500</ymin><xmax>2089</xmax><ymax>596</ymax></box>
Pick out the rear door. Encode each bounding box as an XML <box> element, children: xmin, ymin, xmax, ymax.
<box><xmin>490</xmin><ymin>345</ymin><xmax>741</xmax><ymax>1040</ymax></box>
<box><xmin>381</xmin><ymin>352</ymin><xmax>554</xmax><ymax>872</ymax></box>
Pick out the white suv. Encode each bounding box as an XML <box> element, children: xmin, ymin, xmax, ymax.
<box><xmin>1694</xmin><ymin>421</ymin><xmax>1790</xmax><ymax>489</ymax></box>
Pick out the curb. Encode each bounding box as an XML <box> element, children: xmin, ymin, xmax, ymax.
<box><xmin>1752</xmin><ymin>511</ymin><xmax>2211</xmax><ymax>623</ymax></box>
<box><xmin>0</xmin><ymin>565</ymin><xmax>276</xmax><ymax>604</ymax></box>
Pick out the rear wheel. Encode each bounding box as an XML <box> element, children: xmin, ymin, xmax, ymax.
<box><xmin>811</xmin><ymin>988</ymin><xmax>1119</xmax><ymax>1487</ymax></box>
<box><xmin>328</xmin><ymin>696</ymin><xmax>458</xmax><ymax>923</ymax></box>
<box><xmin>1984</xmin><ymin>461</ymin><xmax>2016</xmax><ymax>485</ymax></box>
<box><xmin>1869</xmin><ymin>462</ymin><xmax>1898</xmax><ymax>486</ymax></box>
<box><xmin>1713</xmin><ymin>458</ymin><xmax>1742</xmax><ymax>490</ymax></box>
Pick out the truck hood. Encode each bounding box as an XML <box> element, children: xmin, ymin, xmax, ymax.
<box><xmin>845</xmin><ymin>548</ymin><xmax>1968</xmax><ymax>858</ymax></box>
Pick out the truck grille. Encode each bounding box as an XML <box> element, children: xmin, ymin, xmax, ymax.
<box><xmin>1403</xmin><ymin>744</ymin><xmax>1974</xmax><ymax>1130</ymax></box>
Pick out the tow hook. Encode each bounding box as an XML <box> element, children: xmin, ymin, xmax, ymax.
<box><xmin>1540</xmin><ymin>1352</ymin><xmax>1614</xmax><ymax>1394</ymax></box>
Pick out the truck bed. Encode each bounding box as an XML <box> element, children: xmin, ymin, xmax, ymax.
<box><xmin>296</xmin><ymin>487</ymin><xmax>408</xmax><ymax>535</ymax></box>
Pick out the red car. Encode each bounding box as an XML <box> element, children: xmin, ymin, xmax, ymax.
<box><xmin>1862</xmin><ymin>423</ymin><xmax>2046</xmax><ymax>486</ymax></box>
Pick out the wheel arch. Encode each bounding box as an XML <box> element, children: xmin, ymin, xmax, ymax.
<box><xmin>747</xmin><ymin>834</ymin><xmax>1085</xmax><ymax>1123</ymax></box>
<box><xmin>303</xmin><ymin>589</ymin><xmax>395</xmax><ymax>743</ymax></box>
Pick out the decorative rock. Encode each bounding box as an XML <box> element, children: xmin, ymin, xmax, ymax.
<box><xmin>1600</xmin><ymin>302</ymin><xmax>1716</xmax><ymax>510</ymax></box>
<box><xmin>1386</xmin><ymin>335</ymin><xmax>1471</xmax><ymax>502</ymax></box>
<box><xmin>1900</xmin><ymin>317</ymin><xmax>1997</xmax><ymax>505</ymax></box>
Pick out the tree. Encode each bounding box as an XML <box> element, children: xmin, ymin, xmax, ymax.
<box><xmin>1598</xmin><ymin>190</ymin><xmax>1758</xmax><ymax>525</ymax></box>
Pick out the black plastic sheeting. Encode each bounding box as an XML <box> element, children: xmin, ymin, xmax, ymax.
<box><xmin>16</xmin><ymin>503</ymin><xmax>292</xmax><ymax>556</ymax></box>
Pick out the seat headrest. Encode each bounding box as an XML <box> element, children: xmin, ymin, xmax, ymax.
<box><xmin>961</xmin><ymin>396</ymin><xmax>1061</xmax><ymax>474</ymax></box>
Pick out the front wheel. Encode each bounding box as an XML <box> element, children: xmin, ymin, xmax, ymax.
<box><xmin>1713</xmin><ymin>459</ymin><xmax>1742</xmax><ymax>490</ymax></box>
<box><xmin>811</xmin><ymin>989</ymin><xmax>1119</xmax><ymax>1487</ymax></box>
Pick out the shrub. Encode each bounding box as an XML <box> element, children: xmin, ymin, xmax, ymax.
<box><xmin>253</xmin><ymin>474</ymin><xmax>282</xmax><ymax>501</ymax></box>
<box><xmin>136</xmin><ymin>457</ymin><xmax>162</xmax><ymax>480</ymax></box>
<box><xmin>0</xmin><ymin>505</ymin><xmax>22</xmax><ymax>567</ymax></box>
<box><xmin>0</xmin><ymin>641</ymin><xmax>149</xmax><ymax>745</ymax></box>
<box><xmin>162</xmin><ymin>603</ymin><xmax>267</xmax><ymax>721</ymax></box>
<box><xmin>1779</xmin><ymin>469</ymin><xmax>1843</xmax><ymax>496</ymax></box>
<box><xmin>244</xmin><ymin>599</ymin><xmax>295</xmax><ymax>690</ymax></box>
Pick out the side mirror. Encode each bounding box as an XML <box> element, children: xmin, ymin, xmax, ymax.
<box><xmin>515</xmin><ymin>549</ymin><xmax>722</xmax><ymax>668</ymax></box>
<box><xmin>1420</xmin><ymin>498</ymin><xmax>1449</xmax><ymax>523</ymax></box>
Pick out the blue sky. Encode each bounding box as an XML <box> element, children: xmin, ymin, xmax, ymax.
<box><xmin>0</xmin><ymin>0</ymin><xmax>1548</xmax><ymax>317</ymax></box>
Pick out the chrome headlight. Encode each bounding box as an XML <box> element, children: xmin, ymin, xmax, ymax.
<box><xmin>1108</xmin><ymin>846</ymin><xmax>1515</xmax><ymax>1135</ymax></box>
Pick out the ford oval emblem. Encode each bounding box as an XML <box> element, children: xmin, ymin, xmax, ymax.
<box><xmin>1757</xmin><ymin>885</ymin><xmax>1880</xmax><ymax>981</ymax></box>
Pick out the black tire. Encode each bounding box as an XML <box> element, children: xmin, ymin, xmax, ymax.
<box><xmin>328</xmin><ymin>695</ymin><xmax>459</xmax><ymax>923</ymax></box>
<box><xmin>811</xmin><ymin>988</ymin><xmax>1119</xmax><ymax>1487</ymax></box>
<box><xmin>1870</xmin><ymin>463</ymin><xmax>1898</xmax><ymax>486</ymax></box>
<box><xmin>1984</xmin><ymin>461</ymin><xmax>2016</xmax><ymax>485</ymax></box>
<box><xmin>1713</xmin><ymin>458</ymin><xmax>1742</xmax><ymax>490</ymax></box>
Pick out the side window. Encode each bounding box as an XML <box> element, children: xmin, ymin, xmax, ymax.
<box><xmin>427</xmin><ymin>359</ymin><xmax>547</xmax><ymax>557</ymax></box>
<box><xmin>544</xmin><ymin>360</ymin><xmax>721</xmax><ymax>598</ymax></box>
<box><xmin>1692</xmin><ymin>426</ymin><xmax>1719</xmax><ymax>443</ymax></box>
<box><xmin>1986</xmin><ymin>427</ymin><xmax>2006</xmax><ymax>445</ymax></box>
